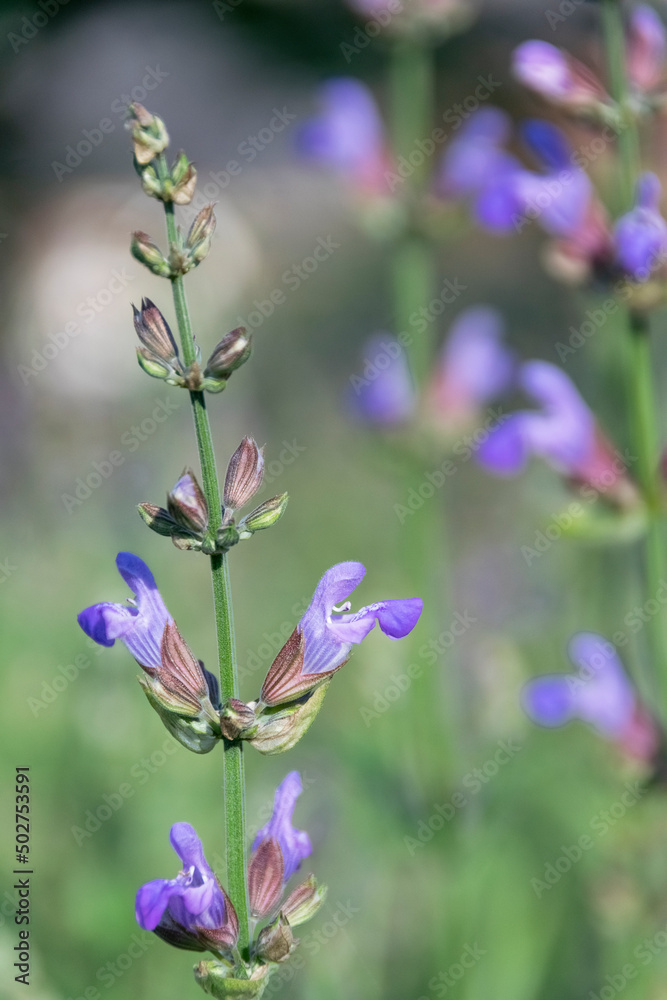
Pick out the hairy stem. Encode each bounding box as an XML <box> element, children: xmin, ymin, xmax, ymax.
<box><xmin>159</xmin><ymin>163</ymin><xmax>251</xmax><ymax>957</ymax></box>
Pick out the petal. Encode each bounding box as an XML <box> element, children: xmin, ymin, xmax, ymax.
<box><xmin>136</xmin><ymin>877</ymin><xmax>181</xmax><ymax>931</ymax></box>
<box><xmin>473</xmin><ymin>158</ymin><xmax>525</xmax><ymax>231</ymax></box>
<box><xmin>438</xmin><ymin>107</ymin><xmax>513</xmax><ymax>198</ymax></box>
<box><xmin>475</xmin><ymin>414</ymin><xmax>531</xmax><ymax>475</ymax></box>
<box><xmin>521</xmin><ymin>676</ymin><xmax>575</xmax><ymax>727</ymax></box>
<box><xmin>170</xmin><ymin>822</ymin><xmax>213</xmax><ymax>879</ymax></box>
<box><xmin>351</xmin><ymin>335</ymin><xmax>416</xmax><ymax>426</ymax></box>
<box><xmin>253</xmin><ymin>772</ymin><xmax>312</xmax><ymax>882</ymax></box>
<box><xmin>615</xmin><ymin>177</ymin><xmax>667</xmax><ymax>280</ymax></box>
<box><xmin>438</xmin><ymin>306</ymin><xmax>515</xmax><ymax>408</ymax></box>
<box><xmin>329</xmin><ymin>597</ymin><xmax>423</xmax><ymax>644</ymax></box>
<box><xmin>627</xmin><ymin>4</ymin><xmax>666</xmax><ymax>92</ymax></box>
<box><xmin>297</xmin><ymin>78</ymin><xmax>385</xmax><ymax>182</ymax></box>
<box><xmin>522</xmin><ymin>119</ymin><xmax>573</xmax><ymax>172</ymax></box>
<box><xmin>77</xmin><ymin>601</ymin><xmax>137</xmax><ymax>647</ymax></box>
<box><xmin>513</xmin><ymin>41</ymin><xmax>574</xmax><ymax>102</ymax></box>
<box><xmin>519</xmin><ymin>361</ymin><xmax>596</xmax><ymax>472</ymax></box>
<box><xmin>567</xmin><ymin>632</ymin><xmax>635</xmax><ymax>736</ymax></box>
<box><xmin>169</xmin><ymin>878</ymin><xmax>224</xmax><ymax>932</ymax></box>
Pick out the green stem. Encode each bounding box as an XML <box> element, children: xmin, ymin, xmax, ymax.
<box><xmin>600</xmin><ymin>7</ymin><xmax>667</xmax><ymax>711</ymax></box>
<box><xmin>600</xmin><ymin>0</ymin><xmax>641</xmax><ymax>211</ymax></box>
<box><xmin>158</xmin><ymin>161</ymin><xmax>251</xmax><ymax>957</ymax></box>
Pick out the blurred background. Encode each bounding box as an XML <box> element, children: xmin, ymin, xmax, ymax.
<box><xmin>2</xmin><ymin>0</ymin><xmax>667</xmax><ymax>997</ymax></box>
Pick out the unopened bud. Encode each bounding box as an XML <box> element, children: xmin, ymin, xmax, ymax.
<box><xmin>131</xmin><ymin>231</ymin><xmax>172</xmax><ymax>278</ymax></box>
<box><xmin>248</xmin><ymin>838</ymin><xmax>285</xmax><ymax>919</ymax></box>
<box><xmin>133</xmin><ymin>299</ymin><xmax>179</xmax><ymax>361</ymax></box>
<box><xmin>170</xmin><ymin>155</ymin><xmax>197</xmax><ymax>205</ymax></box>
<box><xmin>282</xmin><ymin>875</ymin><xmax>327</xmax><ymax>928</ymax></box>
<box><xmin>204</xmin><ymin>328</ymin><xmax>252</xmax><ymax>379</ymax></box>
<box><xmin>220</xmin><ymin>698</ymin><xmax>257</xmax><ymax>740</ymax></box>
<box><xmin>186</xmin><ymin>204</ymin><xmax>216</xmax><ymax>264</ymax></box>
<box><xmin>167</xmin><ymin>468</ymin><xmax>209</xmax><ymax>533</ymax></box>
<box><xmin>139</xmin><ymin>164</ymin><xmax>163</xmax><ymax>199</ymax></box>
<box><xmin>136</xmin><ymin>348</ymin><xmax>173</xmax><ymax>381</ymax></box>
<box><xmin>224</xmin><ymin>438</ymin><xmax>264</xmax><ymax>510</ymax></box>
<box><xmin>238</xmin><ymin>493</ymin><xmax>288</xmax><ymax>538</ymax></box>
<box><xmin>255</xmin><ymin>915</ymin><xmax>295</xmax><ymax>964</ymax></box>
<box><xmin>128</xmin><ymin>102</ymin><xmax>169</xmax><ymax>165</ymax></box>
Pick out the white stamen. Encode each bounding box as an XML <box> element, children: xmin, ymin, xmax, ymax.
<box><xmin>332</xmin><ymin>601</ymin><xmax>352</xmax><ymax>614</ymax></box>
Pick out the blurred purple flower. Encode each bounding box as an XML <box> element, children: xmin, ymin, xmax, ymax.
<box><xmin>480</xmin><ymin>121</ymin><xmax>592</xmax><ymax>237</ymax></box>
<box><xmin>300</xmin><ymin>562</ymin><xmax>423</xmax><ymax>676</ymax></box>
<box><xmin>297</xmin><ymin>78</ymin><xmax>389</xmax><ymax>194</ymax></box>
<box><xmin>627</xmin><ymin>4</ymin><xmax>666</xmax><ymax>93</ymax></box>
<box><xmin>429</xmin><ymin>307</ymin><xmax>515</xmax><ymax>420</ymax></box>
<box><xmin>253</xmin><ymin>772</ymin><xmax>312</xmax><ymax>882</ymax></box>
<box><xmin>614</xmin><ymin>172</ymin><xmax>667</xmax><ymax>281</ymax></box>
<box><xmin>438</xmin><ymin>107</ymin><xmax>517</xmax><ymax>203</ymax></box>
<box><xmin>476</xmin><ymin>361</ymin><xmax>594</xmax><ymax>476</ymax></box>
<box><xmin>522</xmin><ymin>632</ymin><xmax>659</xmax><ymax>760</ymax></box>
<box><xmin>512</xmin><ymin>40</ymin><xmax>608</xmax><ymax>109</ymax></box>
<box><xmin>77</xmin><ymin>552</ymin><xmax>171</xmax><ymax>670</ymax></box>
<box><xmin>135</xmin><ymin>823</ymin><xmax>238</xmax><ymax>953</ymax></box>
<box><xmin>352</xmin><ymin>334</ymin><xmax>415</xmax><ymax>426</ymax></box>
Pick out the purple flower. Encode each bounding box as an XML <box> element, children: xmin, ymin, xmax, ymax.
<box><xmin>299</xmin><ymin>562</ymin><xmax>423</xmax><ymax>676</ymax></box>
<box><xmin>438</xmin><ymin>107</ymin><xmax>517</xmax><ymax>203</ymax></box>
<box><xmin>614</xmin><ymin>172</ymin><xmax>667</xmax><ymax>281</ymax></box>
<box><xmin>253</xmin><ymin>772</ymin><xmax>312</xmax><ymax>882</ymax></box>
<box><xmin>477</xmin><ymin>359</ymin><xmax>606</xmax><ymax>474</ymax></box>
<box><xmin>429</xmin><ymin>307</ymin><xmax>515</xmax><ymax>420</ymax></box>
<box><xmin>260</xmin><ymin>563</ymin><xmax>422</xmax><ymax>706</ymax></box>
<box><xmin>135</xmin><ymin>823</ymin><xmax>238</xmax><ymax>953</ymax></box>
<box><xmin>77</xmin><ymin>552</ymin><xmax>171</xmax><ymax>670</ymax></box>
<box><xmin>352</xmin><ymin>335</ymin><xmax>416</xmax><ymax>426</ymax></box>
<box><xmin>522</xmin><ymin>632</ymin><xmax>660</xmax><ymax>760</ymax></box>
<box><xmin>479</xmin><ymin>121</ymin><xmax>591</xmax><ymax>237</ymax></box>
<box><xmin>627</xmin><ymin>4</ymin><xmax>666</xmax><ymax>93</ymax></box>
<box><xmin>512</xmin><ymin>40</ymin><xmax>607</xmax><ymax>109</ymax></box>
<box><xmin>297</xmin><ymin>78</ymin><xmax>389</xmax><ymax>194</ymax></box>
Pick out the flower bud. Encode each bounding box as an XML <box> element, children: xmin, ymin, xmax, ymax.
<box><xmin>128</xmin><ymin>102</ymin><xmax>170</xmax><ymax>164</ymax></box>
<box><xmin>255</xmin><ymin>915</ymin><xmax>295</xmax><ymax>964</ymax></box>
<box><xmin>249</xmin><ymin>680</ymin><xmax>331</xmax><ymax>755</ymax></box>
<box><xmin>248</xmin><ymin>838</ymin><xmax>285</xmax><ymax>918</ymax></box>
<box><xmin>186</xmin><ymin>204</ymin><xmax>216</xmax><ymax>264</ymax></box>
<box><xmin>170</xmin><ymin>152</ymin><xmax>197</xmax><ymax>205</ymax></box>
<box><xmin>238</xmin><ymin>494</ymin><xmax>288</xmax><ymax>538</ymax></box>
<box><xmin>133</xmin><ymin>299</ymin><xmax>179</xmax><ymax>362</ymax></box>
<box><xmin>282</xmin><ymin>875</ymin><xmax>327</xmax><ymax>928</ymax></box>
<box><xmin>136</xmin><ymin>348</ymin><xmax>173</xmax><ymax>381</ymax></box>
<box><xmin>167</xmin><ymin>468</ymin><xmax>209</xmax><ymax>533</ymax></box>
<box><xmin>224</xmin><ymin>438</ymin><xmax>264</xmax><ymax>510</ymax></box>
<box><xmin>220</xmin><ymin>698</ymin><xmax>257</xmax><ymax>741</ymax></box>
<box><xmin>131</xmin><ymin>231</ymin><xmax>172</xmax><ymax>278</ymax></box>
<box><xmin>194</xmin><ymin>961</ymin><xmax>270</xmax><ymax>1000</ymax></box>
<box><xmin>204</xmin><ymin>328</ymin><xmax>252</xmax><ymax>380</ymax></box>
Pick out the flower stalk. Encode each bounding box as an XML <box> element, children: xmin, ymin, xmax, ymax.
<box><xmin>601</xmin><ymin>0</ymin><xmax>667</xmax><ymax>715</ymax></box>
<box><xmin>156</xmin><ymin>152</ymin><xmax>251</xmax><ymax>956</ymax></box>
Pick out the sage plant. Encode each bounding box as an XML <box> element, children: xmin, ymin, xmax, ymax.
<box><xmin>76</xmin><ymin>104</ymin><xmax>422</xmax><ymax>998</ymax></box>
